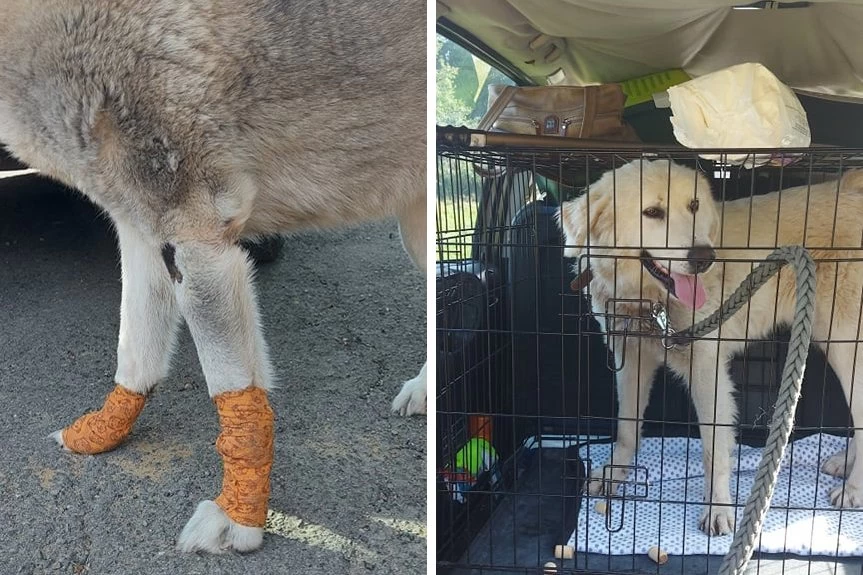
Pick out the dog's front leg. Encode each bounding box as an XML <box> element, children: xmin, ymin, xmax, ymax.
<box><xmin>589</xmin><ymin>336</ymin><xmax>659</xmax><ymax>496</ymax></box>
<box><xmin>52</xmin><ymin>220</ymin><xmax>181</xmax><ymax>453</ymax></box>
<box><xmin>165</xmin><ymin>239</ymin><xmax>275</xmax><ymax>554</ymax></box>
<box><xmin>824</xmin><ymin>342</ymin><xmax>863</xmax><ymax>507</ymax></box>
<box><xmin>688</xmin><ymin>341</ymin><xmax>738</xmax><ymax>536</ymax></box>
<box><xmin>391</xmin><ymin>195</ymin><xmax>427</xmax><ymax>416</ymax></box>
<box><xmin>830</xmin><ymin>431</ymin><xmax>863</xmax><ymax>508</ymax></box>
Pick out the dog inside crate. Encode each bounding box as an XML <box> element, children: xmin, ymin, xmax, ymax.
<box><xmin>437</xmin><ymin>144</ymin><xmax>863</xmax><ymax>574</ymax></box>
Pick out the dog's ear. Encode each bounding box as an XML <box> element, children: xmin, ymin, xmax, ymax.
<box><xmin>557</xmin><ymin>190</ymin><xmax>609</xmax><ymax>259</ymax></box>
<box><xmin>695</xmin><ymin>170</ymin><xmax>721</xmax><ymax>245</ymax></box>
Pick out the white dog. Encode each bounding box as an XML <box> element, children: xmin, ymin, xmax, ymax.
<box><xmin>559</xmin><ymin>159</ymin><xmax>863</xmax><ymax>535</ymax></box>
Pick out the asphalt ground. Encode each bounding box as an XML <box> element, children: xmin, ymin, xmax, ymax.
<box><xmin>0</xmin><ymin>173</ymin><xmax>427</xmax><ymax>575</ymax></box>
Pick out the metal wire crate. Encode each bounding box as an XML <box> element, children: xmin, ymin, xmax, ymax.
<box><xmin>436</xmin><ymin>129</ymin><xmax>863</xmax><ymax>575</ymax></box>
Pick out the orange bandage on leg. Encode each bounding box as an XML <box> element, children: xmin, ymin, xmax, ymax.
<box><xmin>213</xmin><ymin>386</ymin><xmax>274</xmax><ymax>528</ymax></box>
<box><xmin>61</xmin><ymin>384</ymin><xmax>147</xmax><ymax>454</ymax></box>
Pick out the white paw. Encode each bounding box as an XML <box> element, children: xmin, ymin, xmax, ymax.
<box><xmin>822</xmin><ymin>450</ymin><xmax>854</xmax><ymax>479</ymax></box>
<box><xmin>392</xmin><ymin>363</ymin><xmax>426</xmax><ymax>416</ymax></box>
<box><xmin>829</xmin><ymin>482</ymin><xmax>863</xmax><ymax>508</ymax></box>
<box><xmin>176</xmin><ymin>500</ymin><xmax>264</xmax><ymax>553</ymax></box>
<box><xmin>699</xmin><ymin>502</ymin><xmax>735</xmax><ymax>536</ymax></box>
<box><xmin>49</xmin><ymin>430</ymin><xmax>72</xmax><ymax>452</ymax></box>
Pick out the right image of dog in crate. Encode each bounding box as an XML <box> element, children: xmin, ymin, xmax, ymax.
<box><xmin>558</xmin><ymin>159</ymin><xmax>863</xmax><ymax>536</ymax></box>
<box><xmin>436</xmin><ymin>2</ymin><xmax>863</xmax><ymax>574</ymax></box>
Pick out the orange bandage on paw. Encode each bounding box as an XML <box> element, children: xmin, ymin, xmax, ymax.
<box><xmin>61</xmin><ymin>384</ymin><xmax>147</xmax><ymax>454</ymax></box>
<box><xmin>213</xmin><ymin>386</ymin><xmax>274</xmax><ymax>528</ymax></box>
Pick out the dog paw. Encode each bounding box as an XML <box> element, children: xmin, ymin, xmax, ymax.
<box><xmin>699</xmin><ymin>503</ymin><xmax>735</xmax><ymax>536</ymax></box>
<box><xmin>587</xmin><ymin>464</ymin><xmax>625</xmax><ymax>497</ymax></box>
<box><xmin>822</xmin><ymin>450</ymin><xmax>854</xmax><ymax>479</ymax></box>
<box><xmin>829</xmin><ymin>482</ymin><xmax>863</xmax><ymax>508</ymax></box>
<box><xmin>392</xmin><ymin>363</ymin><xmax>426</xmax><ymax>416</ymax></box>
<box><xmin>49</xmin><ymin>430</ymin><xmax>73</xmax><ymax>452</ymax></box>
<box><xmin>177</xmin><ymin>500</ymin><xmax>264</xmax><ymax>553</ymax></box>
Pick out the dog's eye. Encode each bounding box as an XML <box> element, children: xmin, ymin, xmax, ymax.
<box><xmin>642</xmin><ymin>206</ymin><xmax>665</xmax><ymax>219</ymax></box>
<box><xmin>689</xmin><ymin>199</ymin><xmax>700</xmax><ymax>213</ymax></box>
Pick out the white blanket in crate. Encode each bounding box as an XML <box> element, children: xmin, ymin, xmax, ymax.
<box><xmin>569</xmin><ymin>434</ymin><xmax>863</xmax><ymax>557</ymax></box>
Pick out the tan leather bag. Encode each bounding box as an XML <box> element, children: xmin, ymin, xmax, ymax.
<box><xmin>477</xmin><ymin>84</ymin><xmax>639</xmax><ymax>141</ymax></box>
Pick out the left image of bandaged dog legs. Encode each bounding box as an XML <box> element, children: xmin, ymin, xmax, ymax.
<box><xmin>0</xmin><ymin>1</ymin><xmax>428</xmax><ymax>572</ymax></box>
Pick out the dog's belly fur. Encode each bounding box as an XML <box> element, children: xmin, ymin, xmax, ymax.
<box><xmin>244</xmin><ymin>152</ymin><xmax>423</xmax><ymax>236</ymax></box>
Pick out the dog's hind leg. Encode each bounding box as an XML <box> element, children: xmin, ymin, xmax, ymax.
<box><xmin>52</xmin><ymin>220</ymin><xmax>181</xmax><ymax>454</ymax></box>
<box><xmin>588</xmin><ymin>336</ymin><xmax>659</xmax><ymax>496</ymax></box>
<box><xmin>688</xmin><ymin>341</ymin><xmax>737</xmax><ymax>536</ymax></box>
<box><xmin>166</xmin><ymin>239</ymin><xmax>274</xmax><ymax>553</ymax></box>
<box><xmin>391</xmin><ymin>194</ymin><xmax>427</xmax><ymax>416</ymax></box>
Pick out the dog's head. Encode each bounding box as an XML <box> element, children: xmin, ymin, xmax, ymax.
<box><xmin>558</xmin><ymin>160</ymin><xmax>719</xmax><ymax>310</ymax></box>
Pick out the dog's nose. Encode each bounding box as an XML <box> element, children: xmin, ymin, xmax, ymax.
<box><xmin>687</xmin><ymin>245</ymin><xmax>716</xmax><ymax>274</ymax></box>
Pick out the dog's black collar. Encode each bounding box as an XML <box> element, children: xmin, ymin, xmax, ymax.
<box><xmin>570</xmin><ymin>268</ymin><xmax>593</xmax><ymax>292</ymax></box>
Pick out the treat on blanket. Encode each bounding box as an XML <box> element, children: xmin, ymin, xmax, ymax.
<box><xmin>213</xmin><ymin>386</ymin><xmax>275</xmax><ymax>527</ymax></box>
<box><xmin>648</xmin><ymin>546</ymin><xmax>668</xmax><ymax>565</ymax></box>
<box><xmin>594</xmin><ymin>500</ymin><xmax>608</xmax><ymax>515</ymax></box>
<box><xmin>60</xmin><ymin>384</ymin><xmax>147</xmax><ymax>454</ymax></box>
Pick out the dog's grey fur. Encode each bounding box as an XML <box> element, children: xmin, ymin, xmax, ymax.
<box><xmin>0</xmin><ymin>0</ymin><xmax>426</xmax><ymax>552</ymax></box>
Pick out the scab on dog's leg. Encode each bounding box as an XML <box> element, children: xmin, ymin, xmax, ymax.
<box><xmin>53</xmin><ymin>220</ymin><xmax>181</xmax><ymax>454</ymax></box>
<box><xmin>688</xmin><ymin>342</ymin><xmax>737</xmax><ymax>536</ymax></box>
<box><xmin>392</xmin><ymin>194</ymin><xmax>427</xmax><ymax>416</ymax></box>
<box><xmin>168</xmin><ymin>239</ymin><xmax>274</xmax><ymax>553</ymax></box>
<box><xmin>589</xmin><ymin>336</ymin><xmax>658</xmax><ymax>496</ymax></box>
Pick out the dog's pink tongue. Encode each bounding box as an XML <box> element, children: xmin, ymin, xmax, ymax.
<box><xmin>670</xmin><ymin>271</ymin><xmax>707</xmax><ymax>310</ymax></box>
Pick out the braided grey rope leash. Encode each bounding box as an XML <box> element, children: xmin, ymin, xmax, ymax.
<box><xmin>668</xmin><ymin>246</ymin><xmax>816</xmax><ymax>575</ymax></box>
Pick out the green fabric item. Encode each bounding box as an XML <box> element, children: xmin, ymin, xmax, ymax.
<box><xmin>620</xmin><ymin>69</ymin><xmax>691</xmax><ymax>107</ymax></box>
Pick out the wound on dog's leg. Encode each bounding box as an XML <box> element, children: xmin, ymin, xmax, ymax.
<box><xmin>213</xmin><ymin>386</ymin><xmax>274</xmax><ymax>527</ymax></box>
<box><xmin>160</xmin><ymin>243</ymin><xmax>183</xmax><ymax>283</ymax></box>
<box><xmin>61</xmin><ymin>384</ymin><xmax>147</xmax><ymax>454</ymax></box>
